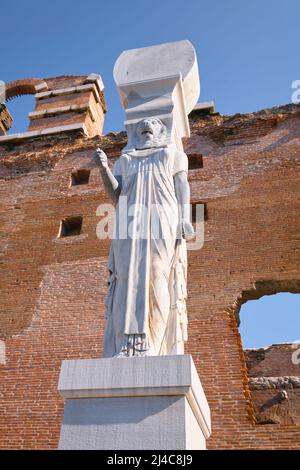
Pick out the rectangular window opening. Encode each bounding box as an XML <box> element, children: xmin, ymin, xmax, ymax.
<box><xmin>188</xmin><ymin>153</ymin><xmax>203</xmax><ymax>170</ymax></box>
<box><xmin>58</xmin><ymin>216</ymin><xmax>83</xmax><ymax>237</ymax></box>
<box><xmin>71</xmin><ymin>169</ymin><xmax>90</xmax><ymax>186</ymax></box>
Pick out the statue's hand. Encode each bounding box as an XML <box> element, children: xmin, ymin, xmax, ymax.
<box><xmin>94</xmin><ymin>148</ymin><xmax>108</xmax><ymax>169</ymax></box>
<box><xmin>182</xmin><ymin>220</ymin><xmax>195</xmax><ymax>241</ymax></box>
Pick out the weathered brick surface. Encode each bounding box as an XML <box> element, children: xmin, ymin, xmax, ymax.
<box><xmin>245</xmin><ymin>345</ymin><xmax>300</xmax><ymax>425</ymax></box>
<box><xmin>0</xmin><ymin>101</ymin><xmax>299</xmax><ymax>449</ymax></box>
<box><xmin>246</xmin><ymin>344</ymin><xmax>300</xmax><ymax>378</ymax></box>
<box><xmin>3</xmin><ymin>75</ymin><xmax>106</xmax><ymax>137</ymax></box>
<box><xmin>5</xmin><ymin>78</ymin><xmax>47</xmax><ymax>101</ymax></box>
<box><xmin>0</xmin><ymin>104</ymin><xmax>12</xmax><ymax>135</ymax></box>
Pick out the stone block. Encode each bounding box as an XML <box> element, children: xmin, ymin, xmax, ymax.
<box><xmin>58</xmin><ymin>355</ymin><xmax>211</xmax><ymax>450</ymax></box>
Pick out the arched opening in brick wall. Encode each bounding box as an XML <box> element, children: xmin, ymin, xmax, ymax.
<box><xmin>6</xmin><ymin>95</ymin><xmax>35</xmax><ymax>133</ymax></box>
<box><xmin>230</xmin><ymin>281</ymin><xmax>300</xmax><ymax>425</ymax></box>
<box><xmin>3</xmin><ymin>78</ymin><xmax>48</xmax><ymax>134</ymax></box>
<box><xmin>230</xmin><ymin>280</ymin><xmax>300</xmax><ymax>344</ymax></box>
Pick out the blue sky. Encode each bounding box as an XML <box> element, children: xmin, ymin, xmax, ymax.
<box><xmin>1</xmin><ymin>0</ymin><xmax>299</xmax><ymax>348</ymax></box>
<box><xmin>240</xmin><ymin>293</ymin><xmax>300</xmax><ymax>349</ymax></box>
<box><xmin>2</xmin><ymin>0</ymin><xmax>300</xmax><ymax>133</ymax></box>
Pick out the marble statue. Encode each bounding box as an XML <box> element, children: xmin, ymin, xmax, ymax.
<box><xmin>58</xmin><ymin>42</ymin><xmax>211</xmax><ymax>452</ymax></box>
<box><xmin>94</xmin><ymin>117</ymin><xmax>194</xmax><ymax>357</ymax></box>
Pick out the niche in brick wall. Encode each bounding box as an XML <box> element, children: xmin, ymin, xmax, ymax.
<box><xmin>70</xmin><ymin>169</ymin><xmax>90</xmax><ymax>186</ymax></box>
<box><xmin>188</xmin><ymin>153</ymin><xmax>203</xmax><ymax>170</ymax></box>
<box><xmin>58</xmin><ymin>216</ymin><xmax>82</xmax><ymax>237</ymax></box>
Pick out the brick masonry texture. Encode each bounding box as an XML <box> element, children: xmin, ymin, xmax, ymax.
<box><xmin>0</xmin><ymin>96</ymin><xmax>299</xmax><ymax>448</ymax></box>
<box><xmin>0</xmin><ymin>104</ymin><xmax>12</xmax><ymax>135</ymax></box>
<box><xmin>245</xmin><ymin>344</ymin><xmax>300</xmax><ymax>426</ymax></box>
<box><xmin>3</xmin><ymin>75</ymin><xmax>106</xmax><ymax>138</ymax></box>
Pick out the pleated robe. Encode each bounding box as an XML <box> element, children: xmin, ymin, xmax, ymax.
<box><xmin>103</xmin><ymin>146</ymin><xmax>188</xmax><ymax>357</ymax></box>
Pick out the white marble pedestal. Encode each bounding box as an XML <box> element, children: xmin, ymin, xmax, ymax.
<box><xmin>58</xmin><ymin>355</ymin><xmax>211</xmax><ymax>450</ymax></box>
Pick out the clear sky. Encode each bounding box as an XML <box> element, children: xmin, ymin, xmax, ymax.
<box><xmin>1</xmin><ymin>0</ymin><xmax>299</xmax><ymax>348</ymax></box>
<box><xmin>240</xmin><ymin>293</ymin><xmax>300</xmax><ymax>349</ymax></box>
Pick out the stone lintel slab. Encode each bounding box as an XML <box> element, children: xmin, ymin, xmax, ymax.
<box><xmin>35</xmin><ymin>83</ymin><xmax>101</xmax><ymax>105</ymax></box>
<box><xmin>0</xmin><ymin>123</ymin><xmax>87</xmax><ymax>145</ymax></box>
<box><xmin>28</xmin><ymin>103</ymin><xmax>95</xmax><ymax>121</ymax></box>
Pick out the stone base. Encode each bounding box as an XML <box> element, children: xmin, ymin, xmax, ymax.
<box><xmin>58</xmin><ymin>355</ymin><xmax>211</xmax><ymax>450</ymax></box>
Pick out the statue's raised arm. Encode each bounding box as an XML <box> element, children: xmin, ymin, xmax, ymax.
<box><xmin>93</xmin><ymin>148</ymin><xmax>122</xmax><ymax>201</ymax></box>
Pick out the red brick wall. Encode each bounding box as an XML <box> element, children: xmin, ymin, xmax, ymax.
<box><xmin>3</xmin><ymin>75</ymin><xmax>106</xmax><ymax>138</ymax></box>
<box><xmin>245</xmin><ymin>345</ymin><xmax>300</xmax><ymax>426</ymax></box>
<box><xmin>0</xmin><ymin>103</ymin><xmax>299</xmax><ymax>449</ymax></box>
<box><xmin>246</xmin><ymin>345</ymin><xmax>300</xmax><ymax>378</ymax></box>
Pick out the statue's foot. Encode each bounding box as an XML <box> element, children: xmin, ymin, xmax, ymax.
<box><xmin>114</xmin><ymin>333</ymin><xmax>149</xmax><ymax>357</ymax></box>
<box><xmin>114</xmin><ymin>349</ymin><xmax>149</xmax><ymax>358</ymax></box>
<box><xmin>134</xmin><ymin>349</ymin><xmax>149</xmax><ymax>357</ymax></box>
<box><xmin>114</xmin><ymin>351</ymin><xmax>128</xmax><ymax>358</ymax></box>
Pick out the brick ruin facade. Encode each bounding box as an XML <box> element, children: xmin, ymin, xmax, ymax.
<box><xmin>0</xmin><ymin>75</ymin><xmax>299</xmax><ymax>449</ymax></box>
<box><xmin>246</xmin><ymin>344</ymin><xmax>300</xmax><ymax>426</ymax></box>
